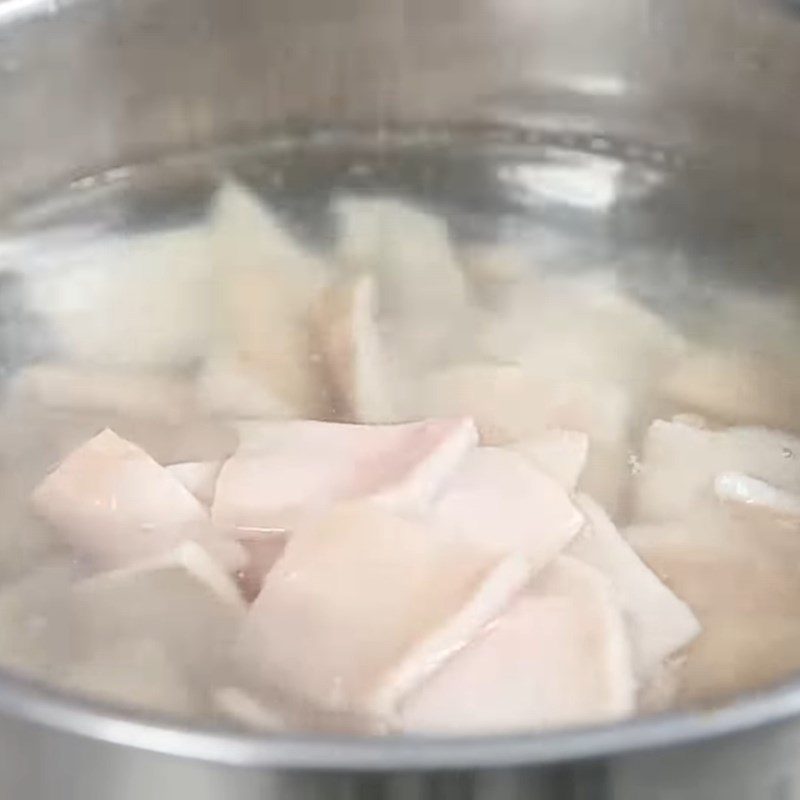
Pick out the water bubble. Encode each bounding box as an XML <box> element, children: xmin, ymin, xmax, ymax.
<box><xmin>627</xmin><ymin>453</ymin><xmax>642</xmax><ymax>475</ymax></box>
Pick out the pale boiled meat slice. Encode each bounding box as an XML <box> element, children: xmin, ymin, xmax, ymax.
<box><xmin>31</xmin><ymin>429</ymin><xmax>240</xmax><ymax>571</ymax></box>
<box><xmin>419</xmin><ymin>364</ymin><xmax>630</xmax><ymax>446</ymax></box>
<box><xmin>372</xmin><ymin>554</ymin><xmax>531</xmax><ymax>716</ymax></box>
<box><xmin>399</xmin><ymin>557</ymin><xmax>634</xmax><ymax>734</ymax></box>
<box><xmin>236</xmin><ymin>533</ymin><xmax>288</xmax><ymax>602</ymax></box>
<box><xmin>24</xmin><ymin>225</ymin><xmax>213</xmax><ymax>369</ymax></box>
<box><xmin>195</xmin><ymin>356</ymin><xmax>297</xmax><ymax>420</ymax></box>
<box><xmin>659</xmin><ymin>348</ymin><xmax>800</xmax><ymax>432</ymax></box>
<box><xmin>417</xmin><ymin>363</ymin><xmax>632</xmax><ymax>513</ymax></box>
<box><xmin>578</xmin><ymin>442</ymin><xmax>633</xmax><ymax>521</ymax></box>
<box><xmin>71</xmin><ymin>545</ymin><xmax>245</xmax><ymax>685</ymax></box>
<box><xmin>206</xmin><ymin>181</ymin><xmax>329</xmax><ymax>418</ymax></box>
<box><xmin>429</xmin><ymin>447</ymin><xmax>583</xmax><ymax>567</ymax></box>
<box><xmin>0</xmin><ymin>441</ymin><xmax>61</xmax><ymax>583</ymax></box>
<box><xmin>633</xmin><ymin>418</ymin><xmax>800</xmax><ymax>523</ymax></box>
<box><xmin>414</xmin><ymin>363</ymin><xmax>534</xmax><ymax>444</ymax></box>
<box><xmin>335</xmin><ymin>197</ymin><xmax>466</xmax><ymax>308</ymax></box>
<box><xmin>77</xmin><ymin>540</ymin><xmax>246</xmax><ymax>610</ymax></box>
<box><xmin>0</xmin><ymin>560</ymin><xmax>75</xmax><ymax>676</ymax></box>
<box><xmin>9</xmin><ymin>363</ymin><xmax>195</xmax><ymax>423</ymax></box>
<box><xmin>509</xmin><ymin>429</ymin><xmax>588</xmax><ymax>491</ymax></box>
<box><xmin>334</xmin><ymin>196</ymin><xmax>469</xmax><ymax>366</ymax></box>
<box><xmin>166</xmin><ymin>460</ymin><xmax>223</xmax><ymax>506</ymax></box>
<box><xmin>678</xmin><ymin>615</ymin><xmax>800</xmax><ymax>705</ymax></box>
<box><xmin>313</xmin><ymin>273</ymin><xmax>398</xmax><ymax>423</ymax></box>
<box><xmin>186</xmin><ymin>531</ymin><xmax>247</xmax><ymax>574</ymax></box>
<box><xmin>58</xmin><ymin>638</ymin><xmax>197</xmax><ymax>717</ymax></box>
<box><xmin>212</xmin><ymin>417</ymin><xmax>477</xmax><ymax>533</ymax></box>
<box><xmin>460</xmin><ymin>244</ymin><xmax>530</xmax><ymax>309</ymax></box>
<box><xmin>624</xmin><ymin>511</ymin><xmax>800</xmax><ymax>620</ymax></box>
<box><xmin>625</xmin><ymin>506</ymin><xmax>800</xmax><ymax>705</ymax></box>
<box><xmin>567</xmin><ymin>494</ymin><xmax>700</xmax><ymax>680</ymax></box>
<box><xmin>477</xmin><ymin>274</ymin><xmax>685</xmax><ymax>393</ymax></box>
<box><xmin>470</xmin><ymin>278</ymin><xmax>683</xmax><ymax>511</ymax></box>
<box><xmin>235</xmin><ymin>502</ymin><xmax>530</xmax><ymax>715</ymax></box>
<box><xmin>638</xmin><ymin>657</ymin><xmax>685</xmax><ymax>714</ymax></box>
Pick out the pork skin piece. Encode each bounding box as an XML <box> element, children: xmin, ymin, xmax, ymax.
<box><xmin>212</xmin><ymin>417</ymin><xmax>477</xmax><ymax>534</ymax></box>
<box><xmin>166</xmin><ymin>460</ymin><xmax>223</xmax><ymax>507</ymax></box>
<box><xmin>313</xmin><ymin>273</ymin><xmax>398</xmax><ymax>424</ymax></box>
<box><xmin>31</xmin><ymin>429</ymin><xmax>241</xmax><ymax>571</ymax></box>
<box><xmin>205</xmin><ymin>181</ymin><xmax>329</xmax><ymax>418</ymax></box>
<box><xmin>72</xmin><ymin>542</ymin><xmax>245</xmax><ymax>685</ymax></box>
<box><xmin>429</xmin><ymin>447</ymin><xmax>584</xmax><ymax>568</ymax></box>
<box><xmin>568</xmin><ymin>494</ymin><xmax>700</xmax><ymax>681</ymax></box>
<box><xmin>333</xmin><ymin>196</ymin><xmax>469</xmax><ymax>367</ymax></box>
<box><xmin>58</xmin><ymin>637</ymin><xmax>197</xmax><ymax>717</ymax></box>
<box><xmin>236</xmin><ymin>502</ymin><xmax>530</xmax><ymax>716</ymax></box>
<box><xmin>508</xmin><ymin>429</ymin><xmax>589</xmax><ymax>491</ymax></box>
<box><xmin>399</xmin><ymin>557</ymin><xmax>635</xmax><ymax>733</ymax></box>
<box><xmin>659</xmin><ymin>348</ymin><xmax>800</xmax><ymax>432</ymax></box>
<box><xmin>418</xmin><ymin>363</ymin><xmax>633</xmax><ymax>513</ymax></box>
<box><xmin>633</xmin><ymin>418</ymin><xmax>800</xmax><ymax>523</ymax></box>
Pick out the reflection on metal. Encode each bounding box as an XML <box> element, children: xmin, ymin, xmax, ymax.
<box><xmin>499</xmin><ymin>160</ymin><xmax>623</xmax><ymax>211</ymax></box>
<box><xmin>0</xmin><ymin>0</ymin><xmax>60</xmax><ymax>25</ymax></box>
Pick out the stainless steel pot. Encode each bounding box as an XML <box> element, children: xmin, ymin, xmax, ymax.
<box><xmin>2</xmin><ymin>0</ymin><xmax>800</xmax><ymax>797</ymax></box>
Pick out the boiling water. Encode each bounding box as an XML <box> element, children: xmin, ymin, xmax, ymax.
<box><xmin>0</xmin><ymin>130</ymin><xmax>799</xmax><ymax>727</ymax></box>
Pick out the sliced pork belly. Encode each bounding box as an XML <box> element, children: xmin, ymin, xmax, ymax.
<box><xmin>678</xmin><ymin>615</ymin><xmax>800</xmax><ymax>705</ymax></box>
<box><xmin>414</xmin><ymin>363</ymin><xmax>534</xmax><ymax>444</ymax></box>
<box><xmin>460</xmin><ymin>244</ymin><xmax>530</xmax><ymax>309</ymax></box>
<box><xmin>334</xmin><ymin>196</ymin><xmax>469</xmax><ymax>366</ymax></box>
<box><xmin>469</xmin><ymin>278</ymin><xmax>684</xmax><ymax>511</ymax></box>
<box><xmin>313</xmin><ymin>273</ymin><xmax>398</xmax><ymax>423</ymax></box>
<box><xmin>620</xmin><ymin>413</ymin><xmax>800</xmax><ymax>706</ymax></box>
<box><xmin>625</xmin><ymin>511</ymin><xmax>800</xmax><ymax>621</ymax></box>
<box><xmin>166</xmin><ymin>460</ymin><xmax>223</xmax><ymax>507</ymax></box>
<box><xmin>236</xmin><ymin>533</ymin><xmax>288</xmax><ymax>602</ymax></box>
<box><xmin>10</xmin><ymin>364</ymin><xmax>195</xmax><ymax>423</ymax></box>
<box><xmin>236</xmin><ymin>502</ymin><xmax>530</xmax><ymax>716</ymax></box>
<box><xmin>58</xmin><ymin>637</ymin><xmax>197</xmax><ymax>717</ymax></box>
<box><xmin>24</xmin><ymin>225</ymin><xmax>213</xmax><ymax>369</ymax></box>
<box><xmin>633</xmin><ymin>418</ymin><xmax>800</xmax><ymax>523</ymax></box>
<box><xmin>77</xmin><ymin>540</ymin><xmax>247</xmax><ymax>610</ymax></box>
<box><xmin>419</xmin><ymin>364</ymin><xmax>629</xmax><ymax>446</ymax></box>
<box><xmin>71</xmin><ymin>542</ymin><xmax>245</xmax><ymax>685</ymax></box>
<box><xmin>418</xmin><ymin>362</ymin><xmax>632</xmax><ymax>512</ymax></box>
<box><xmin>429</xmin><ymin>447</ymin><xmax>583</xmax><ymax>567</ymax></box>
<box><xmin>31</xmin><ymin>429</ymin><xmax>239</xmax><ymax>571</ymax></box>
<box><xmin>399</xmin><ymin>557</ymin><xmax>634</xmax><ymax>733</ymax></box>
<box><xmin>567</xmin><ymin>494</ymin><xmax>699</xmax><ymax>680</ymax></box>
<box><xmin>627</xmin><ymin>502</ymin><xmax>800</xmax><ymax>708</ymax></box>
<box><xmin>195</xmin><ymin>356</ymin><xmax>298</xmax><ymax>420</ymax></box>
<box><xmin>0</xmin><ymin>560</ymin><xmax>75</xmax><ymax>676</ymax></box>
<box><xmin>206</xmin><ymin>181</ymin><xmax>329</xmax><ymax>418</ymax></box>
<box><xmin>477</xmin><ymin>274</ymin><xmax>684</xmax><ymax>390</ymax></box>
<box><xmin>638</xmin><ymin>658</ymin><xmax>684</xmax><ymax>713</ymax></box>
<box><xmin>660</xmin><ymin>348</ymin><xmax>800</xmax><ymax>432</ymax></box>
<box><xmin>212</xmin><ymin>417</ymin><xmax>477</xmax><ymax>533</ymax></box>
<box><xmin>335</xmin><ymin>197</ymin><xmax>466</xmax><ymax>311</ymax></box>
<box><xmin>509</xmin><ymin>429</ymin><xmax>588</xmax><ymax>491</ymax></box>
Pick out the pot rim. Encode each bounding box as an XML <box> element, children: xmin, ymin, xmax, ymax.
<box><xmin>0</xmin><ymin>667</ymin><xmax>798</xmax><ymax>769</ymax></box>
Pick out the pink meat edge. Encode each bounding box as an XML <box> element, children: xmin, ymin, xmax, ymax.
<box><xmin>366</xmin><ymin>554</ymin><xmax>532</xmax><ymax>719</ymax></box>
